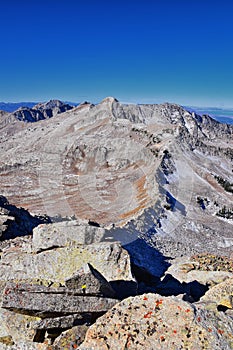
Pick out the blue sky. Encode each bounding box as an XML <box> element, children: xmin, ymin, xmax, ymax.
<box><xmin>1</xmin><ymin>1</ymin><xmax>233</xmax><ymax>107</ymax></box>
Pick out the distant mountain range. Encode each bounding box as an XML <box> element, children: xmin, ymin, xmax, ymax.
<box><xmin>0</xmin><ymin>102</ymin><xmax>37</xmax><ymax>112</ymax></box>
<box><xmin>186</xmin><ymin>106</ymin><xmax>233</xmax><ymax>124</ymax></box>
<box><xmin>0</xmin><ymin>101</ymin><xmax>79</xmax><ymax>113</ymax></box>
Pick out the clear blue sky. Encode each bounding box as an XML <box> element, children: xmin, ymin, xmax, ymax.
<box><xmin>1</xmin><ymin>0</ymin><xmax>233</xmax><ymax>107</ymax></box>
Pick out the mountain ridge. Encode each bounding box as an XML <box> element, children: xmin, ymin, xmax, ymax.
<box><xmin>1</xmin><ymin>99</ymin><xmax>233</xmax><ymax>124</ymax></box>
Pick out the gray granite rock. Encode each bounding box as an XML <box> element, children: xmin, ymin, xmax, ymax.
<box><xmin>32</xmin><ymin>221</ymin><xmax>106</xmax><ymax>252</ymax></box>
<box><xmin>52</xmin><ymin>325</ymin><xmax>89</xmax><ymax>349</ymax></box>
<box><xmin>30</xmin><ymin>313</ymin><xmax>91</xmax><ymax>330</ymax></box>
<box><xmin>11</xmin><ymin>100</ymin><xmax>73</xmax><ymax>123</ymax></box>
<box><xmin>1</xmin><ymin>282</ymin><xmax>119</xmax><ymax>316</ymax></box>
<box><xmin>0</xmin><ymin>241</ymin><xmax>134</xmax><ymax>284</ymax></box>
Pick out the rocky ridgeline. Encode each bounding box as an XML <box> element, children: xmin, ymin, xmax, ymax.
<box><xmin>0</xmin><ymin>199</ymin><xmax>233</xmax><ymax>349</ymax></box>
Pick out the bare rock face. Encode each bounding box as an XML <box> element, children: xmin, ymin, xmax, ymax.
<box><xmin>0</xmin><ymin>240</ymin><xmax>134</xmax><ymax>285</ymax></box>
<box><xmin>79</xmin><ymin>293</ymin><xmax>233</xmax><ymax>350</ymax></box>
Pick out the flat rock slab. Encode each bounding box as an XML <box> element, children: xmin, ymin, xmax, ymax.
<box><xmin>30</xmin><ymin>313</ymin><xmax>91</xmax><ymax>330</ymax></box>
<box><xmin>1</xmin><ymin>281</ymin><xmax>113</xmax><ymax>297</ymax></box>
<box><xmin>32</xmin><ymin>221</ymin><xmax>106</xmax><ymax>252</ymax></box>
<box><xmin>1</xmin><ymin>283</ymin><xmax>119</xmax><ymax>316</ymax></box>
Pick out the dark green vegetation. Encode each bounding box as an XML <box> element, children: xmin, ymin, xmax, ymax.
<box><xmin>214</xmin><ymin>175</ymin><xmax>233</xmax><ymax>193</ymax></box>
<box><xmin>216</xmin><ymin>205</ymin><xmax>233</xmax><ymax>219</ymax></box>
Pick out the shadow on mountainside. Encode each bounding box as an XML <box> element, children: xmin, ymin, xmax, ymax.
<box><xmin>123</xmin><ymin>238</ymin><xmax>171</xmax><ymax>279</ymax></box>
<box><xmin>0</xmin><ymin>195</ymin><xmax>51</xmax><ymax>240</ymax></box>
<box><xmin>123</xmin><ymin>238</ymin><xmax>208</xmax><ymax>301</ymax></box>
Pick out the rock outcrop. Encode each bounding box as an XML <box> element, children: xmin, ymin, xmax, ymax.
<box><xmin>0</xmin><ymin>198</ymin><xmax>138</xmax><ymax>347</ymax></box>
<box><xmin>162</xmin><ymin>254</ymin><xmax>233</xmax><ymax>287</ymax></box>
<box><xmin>0</xmin><ymin>198</ymin><xmax>233</xmax><ymax>348</ymax></box>
<box><xmin>2</xmin><ymin>282</ymin><xmax>118</xmax><ymax>315</ymax></box>
<box><xmin>32</xmin><ymin>220</ymin><xmax>106</xmax><ymax>252</ymax></box>
<box><xmin>0</xmin><ymin>234</ymin><xmax>134</xmax><ymax>286</ymax></box>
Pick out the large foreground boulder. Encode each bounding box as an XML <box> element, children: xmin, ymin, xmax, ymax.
<box><xmin>79</xmin><ymin>293</ymin><xmax>233</xmax><ymax>350</ymax></box>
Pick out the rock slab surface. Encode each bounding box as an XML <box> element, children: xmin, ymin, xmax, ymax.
<box><xmin>79</xmin><ymin>293</ymin><xmax>233</xmax><ymax>350</ymax></box>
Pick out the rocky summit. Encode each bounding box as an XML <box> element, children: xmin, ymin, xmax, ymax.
<box><xmin>0</xmin><ymin>97</ymin><xmax>232</xmax><ymax>349</ymax></box>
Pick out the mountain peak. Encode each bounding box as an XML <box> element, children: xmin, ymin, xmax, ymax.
<box><xmin>33</xmin><ymin>99</ymin><xmax>71</xmax><ymax>110</ymax></box>
<box><xmin>100</xmin><ymin>97</ymin><xmax>119</xmax><ymax>104</ymax></box>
